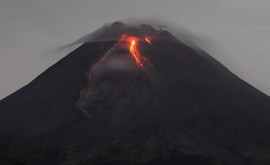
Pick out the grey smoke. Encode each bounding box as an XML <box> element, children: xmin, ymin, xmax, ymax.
<box><xmin>91</xmin><ymin>54</ymin><xmax>136</xmax><ymax>78</ymax></box>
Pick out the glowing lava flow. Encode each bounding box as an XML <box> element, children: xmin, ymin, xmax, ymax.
<box><xmin>93</xmin><ymin>35</ymin><xmax>151</xmax><ymax>76</ymax></box>
<box><xmin>128</xmin><ymin>38</ymin><xmax>150</xmax><ymax>75</ymax></box>
<box><xmin>129</xmin><ymin>40</ymin><xmax>144</xmax><ymax>67</ymax></box>
<box><xmin>145</xmin><ymin>37</ymin><xmax>152</xmax><ymax>45</ymax></box>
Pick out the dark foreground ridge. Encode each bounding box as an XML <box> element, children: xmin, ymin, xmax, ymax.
<box><xmin>1</xmin><ymin>22</ymin><xmax>270</xmax><ymax>165</ymax></box>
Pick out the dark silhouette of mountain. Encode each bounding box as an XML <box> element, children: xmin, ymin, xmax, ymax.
<box><xmin>1</xmin><ymin>22</ymin><xmax>270</xmax><ymax>165</ymax></box>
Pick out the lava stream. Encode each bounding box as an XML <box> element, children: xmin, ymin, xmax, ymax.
<box><xmin>145</xmin><ymin>37</ymin><xmax>152</xmax><ymax>45</ymax></box>
<box><xmin>128</xmin><ymin>38</ymin><xmax>150</xmax><ymax>75</ymax></box>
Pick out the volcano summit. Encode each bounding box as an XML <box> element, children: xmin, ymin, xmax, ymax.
<box><xmin>1</xmin><ymin>22</ymin><xmax>270</xmax><ymax>165</ymax></box>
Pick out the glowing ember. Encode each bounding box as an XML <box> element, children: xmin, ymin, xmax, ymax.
<box><xmin>120</xmin><ymin>34</ymin><xmax>127</xmax><ymax>39</ymax></box>
<box><xmin>145</xmin><ymin>37</ymin><xmax>152</xmax><ymax>45</ymax></box>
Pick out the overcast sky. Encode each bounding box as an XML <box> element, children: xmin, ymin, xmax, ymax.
<box><xmin>0</xmin><ymin>0</ymin><xmax>270</xmax><ymax>99</ymax></box>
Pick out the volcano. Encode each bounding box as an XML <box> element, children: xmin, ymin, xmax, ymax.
<box><xmin>1</xmin><ymin>22</ymin><xmax>270</xmax><ymax>165</ymax></box>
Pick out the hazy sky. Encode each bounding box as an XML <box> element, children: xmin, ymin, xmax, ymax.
<box><xmin>0</xmin><ymin>0</ymin><xmax>270</xmax><ymax>99</ymax></box>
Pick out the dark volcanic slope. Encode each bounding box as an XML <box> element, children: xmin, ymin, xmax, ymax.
<box><xmin>1</xmin><ymin>23</ymin><xmax>270</xmax><ymax>165</ymax></box>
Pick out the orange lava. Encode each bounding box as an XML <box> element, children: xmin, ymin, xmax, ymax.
<box><xmin>145</xmin><ymin>37</ymin><xmax>152</xmax><ymax>45</ymax></box>
<box><xmin>128</xmin><ymin>38</ymin><xmax>150</xmax><ymax>75</ymax></box>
